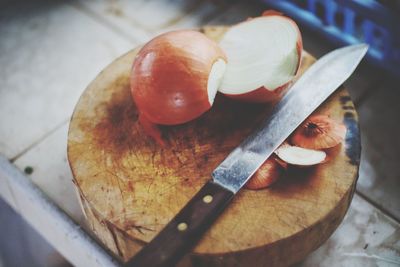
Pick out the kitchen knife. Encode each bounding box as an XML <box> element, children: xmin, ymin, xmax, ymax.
<box><xmin>125</xmin><ymin>44</ymin><xmax>368</xmax><ymax>267</ymax></box>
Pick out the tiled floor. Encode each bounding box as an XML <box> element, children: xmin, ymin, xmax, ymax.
<box><xmin>0</xmin><ymin>0</ymin><xmax>399</xmax><ymax>266</ymax></box>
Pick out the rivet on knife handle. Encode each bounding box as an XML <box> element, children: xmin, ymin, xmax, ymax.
<box><xmin>124</xmin><ymin>180</ymin><xmax>234</xmax><ymax>267</ymax></box>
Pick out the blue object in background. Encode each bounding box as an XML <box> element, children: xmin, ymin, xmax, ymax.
<box><xmin>262</xmin><ymin>0</ymin><xmax>400</xmax><ymax>76</ymax></box>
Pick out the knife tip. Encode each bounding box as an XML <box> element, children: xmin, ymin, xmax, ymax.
<box><xmin>353</xmin><ymin>43</ymin><xmax>369</xmax><ymax>56</ymax></box>
<box><xmin>344</xmin><ymin>43</ymin><xmax>369</xmax><ymax>65</ymax></box>
<box><xmin>359</xmin><ymin>43</ymin><xmax>369</xmax><ymax>53</ymax></box>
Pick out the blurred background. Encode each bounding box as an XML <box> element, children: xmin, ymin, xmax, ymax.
<box><xmin>0</xmin><ymin>0</ymin><xmax>399</xmax><ymax>266</ymax></box>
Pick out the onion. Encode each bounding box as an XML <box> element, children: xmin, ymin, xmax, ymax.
<box><xmin>274</xmin><ymin>143</ymin><xmax>326</xmax><ymax>166</ymax></box>
<box><xmin>218</xmin><ymin>10</ymin><xmax>302</xmax><ymax>102</ymax></box>
<box><xmin>274</xmin><ymin>156</ymin><xmax>289</xmax><ymax>169</ymax></box>
<box><xmin>291</xmin><ymin>115</ymin><xmax>347</xmax><ymax>149</ymax></box>
<box><xmin>245</xmin><ymin>157</ymin><xmax>281</xmax><ymax>190</ymax></box>
<box><xmin>131</xmin><ymin>30</ymin><xmax>227</xmax><ymax>126</ymax></box>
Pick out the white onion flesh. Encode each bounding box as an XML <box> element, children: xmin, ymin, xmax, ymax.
<box><xmin>275</xmin><ymin>145</ymin><xmax>326</xmax><ymax>166</ymax></box>
<box><xmin>218</xmin><ymin>16</ymin><xmax>300</xmax><ymax>94</ymax></box>
<box><xmin>207</xmin><ymin>59</ymin><xmax>227</xmax><ymax>105</ymax></box>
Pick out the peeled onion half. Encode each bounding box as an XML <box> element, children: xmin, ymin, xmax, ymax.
<box><xmin>218</xmin><ymin>11</ymin><xmax>302</xmax><ymax>102</ymax></box>
<box><xmin>131</xmin><ymin>30</ymin><xmax>227</xmax><ymax>125</ymax></box>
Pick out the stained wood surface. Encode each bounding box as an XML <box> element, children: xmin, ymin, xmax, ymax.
<box><xmin>67</xmin><ymin>26</ymin><xmax>360</xmax><ymax>266</ymax></box>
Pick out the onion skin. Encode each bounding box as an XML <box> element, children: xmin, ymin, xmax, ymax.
<box><xmin>323</xmin><ymin>144</ymin><xmax>342</xmax><ymax>163</ymax></box>
<box><xmin>223</xmin><ymin>10</ymin><xmax>303</xmax><ymax>103</ymax></box>
<box><xmin>131</xmin><ymin>30</ymin><xmax>226</xmax><ymax>126</ymax></box>
<box><xmin>245</xmin><ymin>157</ymin><xmax>281</xmax><ymax>190</ymax></box>
<box><xmin>274</xmin><ymin>156</ymin><xmax>289</xmax><ymax>169</ymax></box>
<box><xmin>291</xmin><ymin>115</ymin><xmax>347</xmax><ymax>150</ymax></box>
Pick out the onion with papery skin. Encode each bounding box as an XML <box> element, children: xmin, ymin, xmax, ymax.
<box><xmin>291</xmin><ymin>115</ymin><xmax>347</xmax><ymax>149</ymax></box>
<box><xmin>131</xmin><ymin>30</ymin><xmax>227</xmax><ymax>126</ymax></box>
<box><xmin>218</xmin><ymin>10</ymin><xmax>302</xmax><ymax>103</ymax></box>
<box><xmin>274</xmin><ymin>143</ymin><xmax>326</xmax><ymax>166</ymax></box>
<box><xmin>245</xmin><ymin>157</ymin><xmax>281</xmax><ymax>190</ymax></box>
<box><xmin>275</xmin><ymin>156</ymin><xmax>289</xmax><ymax>169</ymax></box>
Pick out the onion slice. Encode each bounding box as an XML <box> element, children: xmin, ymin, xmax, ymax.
<box><xmin>245</xmin><ymin>157</ymin><xmax>281</xmax><ymax>190</ymax></box>
<box><xmin>218</xmin><ymin>11</ymin><xmax>302</xmax><ymax>102</ymax></box>
<box><xmin>291</xmin><ymin>115</ymin><xmax>347</xmax><ymax>149</ymax></box>
<box><xmin>274</xmin><ymin>143</ymin><xmax>326</xmax><ymax>166</ymax></box>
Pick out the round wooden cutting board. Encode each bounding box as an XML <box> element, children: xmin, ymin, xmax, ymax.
<box><xmin>68</xmin><ymin>26</ymin><xmax>360</xmax><ymax>267</ymax></box>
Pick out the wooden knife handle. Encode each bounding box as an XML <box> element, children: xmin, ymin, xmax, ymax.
<box><xmin>124</xmin><ymin>180</ymin><xmax>234</xmax><ymax>267</ymax></box>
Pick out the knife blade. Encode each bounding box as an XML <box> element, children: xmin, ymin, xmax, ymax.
<box><xmin>125</xmin><ymin>44</ymin><xmax>368</xmax><ymax>267</ymax></box>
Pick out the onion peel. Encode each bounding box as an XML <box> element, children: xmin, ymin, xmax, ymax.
<box><xmin>131</xmin><ymin>30</ymin><xmax>227</xmax><ymax>126</ymax></box>
<box><xmin>245</xmin><ymin>157</ymin><xmax>281</xmax><ymax>190</ymax></box>
<box><xmin>291</xmin><ymin>115</ymin><xmax>347</xmax><ymax>149</ymax></box>
<box><xmin>274</xmin><ymin>143</ymin><xmax>326</xmax><ymax>166</ymax></box>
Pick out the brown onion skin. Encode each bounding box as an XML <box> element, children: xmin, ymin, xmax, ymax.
<box><xmin>291</xmin><ymin>115</ymin><xmax>347</xmax><ymax>150</ymax></box>
<box><xmin>323</xmin><ymin>143</ymin><xmax>342</xmax><ymax>163</ymax></box>
<box><xmin>274</xmin><ymin>155</ymin><xmax>289</xmax><ymax>169</ymax></box>
<box><xmin>245</xmin><ymin>157</ymin><xmax>282</xmax><ymax>190</ymax></box>
<box><xmin>223</xmin><ymin>10</ymin><xmax>303</xmax><ymax>103</ymax></box>
<box><xmin>131</xmin><ymin>30</ymin><xmax>226</xmax><ymax>125</ymax></box>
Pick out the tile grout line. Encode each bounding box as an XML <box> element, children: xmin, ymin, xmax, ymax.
<box><xmin>149</xmin><ymin>0</ymin><xmax>236</xmax><ymax>31</ymax></box>
<box><xmin>187</xmin><ymin>2</ymin><xmax>235</xmax><ymax>28</ymax></box>
<box><xmin>355</xmin><ymin>190</ymin><xmax>400</xmax><ymax>224</ymax></box>
<box><xmin>147</xmin><ymin>0</ymin><xmax>205</xmax><ymax>31</ymax></box>
<box><xmin>153</xmin><ymin>3</ymin><xmax>234</xmax><ymax>35</ymax></box>
<box><xmin>10</xmin><ymin>119</ymin><xmax>69</xmax><ymax>163</ymax></box>
<box><xmin>68</xmin><ymin>2</ymin><xmax>146</xmax><ymax>44</ymax></box>
<box><xmin>70</xmin><ymin>0</ymin><xmax>234</xmax><ymax>42</ymax></box>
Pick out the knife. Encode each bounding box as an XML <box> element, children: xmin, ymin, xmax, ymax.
<box><xmin>125</xmin><ymin>44</ymin><xmax>368</xmax><ymax>267</ymax></box>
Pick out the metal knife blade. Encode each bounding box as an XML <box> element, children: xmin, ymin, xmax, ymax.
<box><xmin>212</xmin><ymin>44</ymin><xmax>368</xmax><ymax>193</ymax></box>
<box><xmin>125</xmin><ymin>44</ymin><xmax>368</xmax><ymax>267</ymax></box>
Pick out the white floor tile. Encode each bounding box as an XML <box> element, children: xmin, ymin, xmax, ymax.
<box><xmin>13</xmin><ymin>122</ymin><xmax>84</xmax><ymax>224</ymax></box>
<box><xmin>153</xmin><ymin>1</ymin><xmax>226</xmax><ymax>34</ymax></box>
<box><xmin>208</xmin><ymin>1</ymin><xmax>267</xmax><ymax>25</ymax></box>
<box><xmin>299</xmin><ymin>195</ymin><xmax>400</xmax><ymax>267</ymax></box>
<box><xmin>77</xmin><ymin>0</ymin><xmax>200</xmax><ymax>38</ymax></box>
<box><xmin>0</xmin><ymin>0</ymin><xmax>134</xmax><ymax>159</ymax></box>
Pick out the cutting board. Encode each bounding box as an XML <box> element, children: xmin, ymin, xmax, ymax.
<box><xmin>68</xmin><ymin>26</ymin><xmax>360</xmax><ymax>267</ymax></box>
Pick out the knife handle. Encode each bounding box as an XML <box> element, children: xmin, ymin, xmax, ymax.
<box><xmin>124</xmin><ymin>180</ymin><xmax>234</xmax><ymax>267</ymax></box>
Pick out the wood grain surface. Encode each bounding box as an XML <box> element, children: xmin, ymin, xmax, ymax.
<box><xmin>67</xmin><ymin>26</ymin><xmax>360</xmax><ymax>267</ymax></box>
